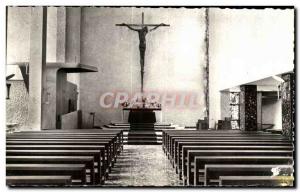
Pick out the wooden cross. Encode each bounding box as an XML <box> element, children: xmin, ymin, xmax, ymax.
<box><xmin>116</xmin><ymin>12</ymin><xmax>170</xmax><ymax>93</ymax></box>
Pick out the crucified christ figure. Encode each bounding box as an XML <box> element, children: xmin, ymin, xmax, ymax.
<box><xmin>116</xmin><ymin>13</ymin><xmax>170</xmax><ymax>93</ymax></box>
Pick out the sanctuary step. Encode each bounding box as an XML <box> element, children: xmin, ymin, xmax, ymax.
<box><xmin>127</xmin><ymin>130</ymin><xmax>160</xmax><ymax>145</ymax></box>
<box><xmin>130</xmin><ymin>123</ymin><xmax>155</xmax><ymax>130</ymax></box>
<box><xmin>103</xmin><ymin>123</ymin><xmax>178</xmax><ymax>131</ymax></box>
<box><xmin>111</xmin><ymin>122</ymin><xmax>172</xmax><ymax>126</ymax></box>
<box><xmin>264</xmin><ymin>129</ymin><xmax>282</xmax><ymax>134</ymax></box>
<box><xmin>103</xmin><ymin>123</ymin><xmax>178</xmax><ymax>145</ymax></box>
<box><xmin>259</xmin><ymin>124</ymin><xmax>282</xmax><ymax>134</ymax></box>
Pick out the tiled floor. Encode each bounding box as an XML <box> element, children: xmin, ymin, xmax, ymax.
<box><xmin>105</xmin><ymin>145</ymin><xmax>182</xmax><ymax>187</ymax></box>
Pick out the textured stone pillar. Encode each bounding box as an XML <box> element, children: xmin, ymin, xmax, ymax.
<box><xmin>281</xmin><ymin>73</ymin><xmax>295</xmax><ymax>139</ymax></box>
<box><xmin>27</xmin><ymin>7</ymin><xmax>47</xmax><ymax>131</ymax></box>
<box><xmin>240</xmin><ymin>85</ymin><xmax>257</xmax><ymax>131</ymax></box>
<box><xmin>257</xmin><ymin>92</ymin><xmax>262</xmax><ymax>131</ymax></box>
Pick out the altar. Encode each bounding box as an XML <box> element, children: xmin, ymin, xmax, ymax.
<box><xmin>123</xmin><ymin>108</ymin><xmax>161</xmax><ymax>124</ymax></box>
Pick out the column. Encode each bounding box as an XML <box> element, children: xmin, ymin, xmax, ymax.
<box><xmin>281</xmin><ymin>73</ymin><xmax>295</xmax><ymax>139</ymax></box>
<box><xmin>65</xmin><ymin>7</ymin><xmax>81</xmax><ymax>109</ymax></box>
<box><xmin>27</xmin><ymin>7</ymin><xmax>47</xmax><ymax>131</ymax></box>
<box><xmin>257</xmin><ymin>92</ymin><xmax>262</xmax><ymax>131</ymax></box>
<box><xmin>239</xmin><ymin>85</ymin><xmax>257</xmax><ymax>131</ymax></box>
<box><xmin>42</xmin><ymin>7</ymin><xmax>66</xmax><ymax>130</ymax></box>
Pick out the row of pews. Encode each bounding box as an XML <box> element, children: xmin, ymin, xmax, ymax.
<box><xmin>162</xmin><ymin>129</ymin><xmax>294</xmax><ymax>187</ymax></box>
<box><xmin>6</xmin><ymin>129</ymin><xmax>123</xmax><ymax>187</ymax></box>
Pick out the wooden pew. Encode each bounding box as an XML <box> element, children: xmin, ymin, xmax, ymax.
<box><xmin>7</xmin><ymin>135</ymin><xmax>117</xmax><ymax>161</ymax></box>
<box><xmin>169</xmin><ymin>136</ymin><xmax>289</xmax><ymax>165</ymax></box>
<box><xmin>175</xmin><ymin>140</ymin><xmax>291</xmax><ymax>164</ymax></box>
<box><xmin>165</xmin><ymin>133</ymin><xmax>286</xmax><ymax>156</ymax></box>
<box><xmin>163</xmin><ymin>131</ymin><xmax>290</xmax><ymax>156</ymax></box>
<box><xmin>6</xmin><ymin>144</ymin><xmax>109</xmax><ymax>167</ymax></box>
<box><xmin>162</xmin><ymin>130</ymin><xmax>284</xmax><ymax>153</ymax></box>
<box><xmin>194</xmin><ymin>156</ymin><xmax>293</xmax><ymax>186</ymax></box>
<box><xmin>175</xmin><ymin>141</ymin><xmax>292</xmax><ymax>175</ymax></box>
<box><xmin>9</xmin><ymin>130</ymin><xmax>124</xmax><ymax>153</ymax></box>
<box><xmin>205</xmin><ymin>164</ymin><xmax>293</xmax><ymax>186</ymax></box>
<box><xmin>183</xmin><ymin>145</ymin><xmax>293</xmax><ymax>176</ymax></box>
<box><xmin>6</xmin><ymin>156</ymin><xmax>95</xmax><ymax>185</ymax></box>
<box><xmin>162</xmin><ymin>130</ymin><xmax>294</xmax><ymax>187</ymax></box>
<box><xmin>185</xmin><ymin>150</ymin><xmax>293</xmax><ymax>185</ymax></box>
<box><xmin>7</xmin><ymin>175</ymin><xmax>72</xmax><ymax>186</ymax></box>
<box><xmin>31</xmin><ymin>129</ymin><xmax>124</xmax><ymax>150</ymax></box>
<box><xmin>7</xmin><ymin>138</ymin><xmax>115</xmax><ymax>168</ymax></box>
<box><xmin>164</xmin><ymin>130</ymin><xmax>284</xmax><ymax>149</ymax></box>
<box><xmin>7</xmin><ymin>139</ymin><xmax>117</xmax><ymax>162</ymax></box>
<box><xmin>173</xmin><ymin>140</ymin><xmax>293</xmax><ymax>170</ymax></box>
<box><xmin>168</xmin><ymin>135</ymin><xmax>288</xmax><ymax>159</ymax></box>
<box><xmin>7</xmin><ymin>164</ymin><xmax>86</xmax><ymax>185</ymax></box>
<box><xmin>219</xmin><ymin>175</ymin><xmax>294</xmax><ymax>187</ymax></box>
<box><xmin>7</xmin><ymin>134</ymin><xmax>118</xmax><ymax>147</ymax></box>
<box><xmin>6</xmin><ymin>139</ymin><xmax>113</xmax><ymax>175</ymax></box>
<box><xmin>17</xmin><ymin>129</ymin><xmax>123</xmax><ymax>139</ymax></box>
<box><xmin>162</xmin><ymin>129</ymin><xmax>248</xmax><ymax>143</ymax></box>
<box><xmin>6</xmin><ymin>130</ymin><xmax>123</xmax><ymax>186</ymax></box>
<box><xmin>6</xmin><ymin>150</ymin><xmax>104</xmax><ymax>184</ymax></box>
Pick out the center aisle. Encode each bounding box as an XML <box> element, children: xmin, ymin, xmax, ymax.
<box><xmin>105</xmin><ymin>145</ymin><xmax>182</xmax><ymax>186</ymax></box>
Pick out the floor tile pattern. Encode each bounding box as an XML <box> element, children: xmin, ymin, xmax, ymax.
<box><xmin>105</xmin><ymin>145</ymin><xmax>182</xmax><ymax>187</ymax></box>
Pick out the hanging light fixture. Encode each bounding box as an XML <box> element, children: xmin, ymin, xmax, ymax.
<box><xmin>6</xmin><ymin>74</ymin><xmax>15</xmax><ymax>100</ymax></box>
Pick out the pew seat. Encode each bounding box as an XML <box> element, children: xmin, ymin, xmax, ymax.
<box><xmin>6</xmin><ymin>149</ymin><xmax>104</xmax><ymax>184</ymax></box>
<box><xmin>219</xmin><ymin>175</ymin><xmax>294</xmax><ymax>187</ymax></box>
<box><xmin>6</xmin><ymin>164</ymin><xmax>86</xmax><ymax>185</ymax></box>
<box><xmin>205</xmin><ymin>164</ymin><xmax>293</xmax><ymax>186</ymax></box>
<box><xmin>6</xmin><ymin>156</ymin><xmax>96</xmax><ymax>185</ymax></box>
<box><xmin>194</xmin><ymin>156</ymin><xmax>293</xmax><ymax>185</ymax></box>
<box><xmin>6</xmin><ymin>130</ymin><xmax>123</xmax><ymax>186</ymax></box>
<box><xmin>7</xmin><ymin>175</ymin><xmax>72</xmax><ymax>186</ymax></box>
<box><xmin>185</xmin><ymin>149</ymin><xmax>293</xmax><ymax>185</ymax></box>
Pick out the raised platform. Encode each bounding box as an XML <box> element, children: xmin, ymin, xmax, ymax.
<box><xmin>102</xmin><ymin>122</ymin><xmax>181</xmax><ymax>145</ymax></box>
<box><xmin>103</xmin><ymin>123</ymin><xmax>178</xmax><ymax>131</ymax></box>
<box><xmin>110</xmin><ymin>122</ymin><xmax>172</xmax><ymax>126</ymax></box>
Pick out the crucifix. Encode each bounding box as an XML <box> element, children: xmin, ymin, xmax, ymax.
<box><xmin>116</xmin><ymin>12</ymin><xmax>170</xmax><ymax>93</ymax></box>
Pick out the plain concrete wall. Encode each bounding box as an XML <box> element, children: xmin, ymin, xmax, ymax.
<box><xmin>262</xmin><ymin>99</ymin><xmax>282</xmax><ymax>130</ymax></box>
<box><xmin>209</xmin><ymin>8</ymin><xmax>294</xmax><ymax>128</ymax></box>
<box><xmin>210</xmin><ymin>8</ymin><xmax>294</xmax><ymax>90</ymax></box>
<box><xmin>80</xmin><ymin>7</ymin><xmax>207</xmax><ymax>127</ymax></box>
<box><xmin>27</xmin><ymin>7</ymin><xmax>47</xmax><ymax>131</ymax></box>
<box><xmin>7</xmin><ymin>7</ymin><xmax>60</xmax><ymax>64</ymax></box>
<box><xmin>41</xmin><ymin>68</ymin><xmax>59</xmax><ymax>130</ymax></box>
<box><xmin>61</xmin><ymin>110</ymin><xmax>79</xmax><ymax>129</ymax></box>
<box><xmin>7</xmin><ymin>7</ymin><xmax>31</xmax><ymax>64</ymax></box>
<box><xmin>81</xmin><ymin>111</ymin><xmax>94</xmax><ymax>129</ymax></box>
<box><xmin>220</xmin><ymin>91</ymin><xmax>230</xmax><ymax>120</ymax></box>
<box><xmin>66</xmin><ymin>81</ymin><xmax>78</xmax><ymax>112</ymax></box>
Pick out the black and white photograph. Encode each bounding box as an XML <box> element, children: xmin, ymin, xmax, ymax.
<box><xmin>4</xmin><ymin>5</ymin><xmax>295</xmax><ymax>188</ymax></box>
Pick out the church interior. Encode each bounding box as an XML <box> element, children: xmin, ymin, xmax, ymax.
<box><xmin>5</xmin><ymin>7</ymin><xmax>295</xmax><ymax>187</ymax></box>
